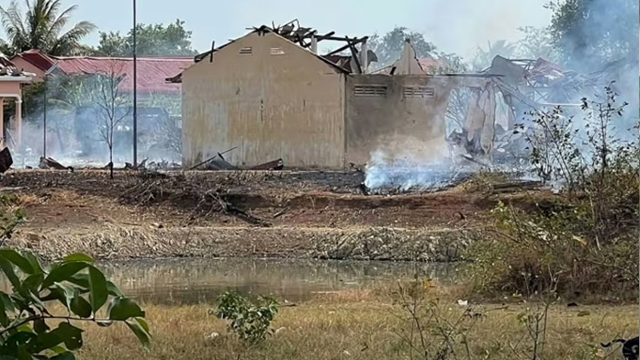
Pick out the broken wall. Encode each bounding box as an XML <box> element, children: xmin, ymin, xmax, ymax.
<box><xmin>345</xmin><ymin>74</ymin><xmax>452</xmax><ymax>165</ymax></box>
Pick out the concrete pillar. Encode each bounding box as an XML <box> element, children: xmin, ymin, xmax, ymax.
<box><xmin>0</xmin><ymin>98</ymin><xmax>4</xmax><ymax>148</ymax></box>
<box><xmin>360</xmin><ymin>39</ymin><xmax>368</xmax><ymax>74</ymax></box>
<box><xmin>15</xmin><ymin>97</ymin><xmax>21</xmax><ymax>151</ymax></box>
<box><xmin>310</xmin><ymin>35</ymin><xmax>318</xmax><ymax>54</ymax></box>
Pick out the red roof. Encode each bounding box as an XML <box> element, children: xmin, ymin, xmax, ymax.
<box><xmin>11</xmin><ymin>50</ymin><xmax>192</xmax><ymax>93</ymax></box>
<box><xmin>51</xmin><ymin>56</ymin><xmax>192</xmax><ymax>93</ymax></box>
<box><xmin>12</xmin><ymin>49</ymin><xmax>56</xmax><ymax>71</ymax></box>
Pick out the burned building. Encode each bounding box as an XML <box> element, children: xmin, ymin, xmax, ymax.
<box><xmin>169</xmin><ymin>22</ymin><xmax>467</xmax><ymax>169</ymax></box>
<box><xmin>170</xmin><ymin>21</ymin><xmax>617</xmax><ymax>170</ymax></box>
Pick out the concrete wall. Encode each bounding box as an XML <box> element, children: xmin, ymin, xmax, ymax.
<box><xmin>345</xmin><ymin>74</ymin><xmax>452</xmax><ymax>165</ymax></box>
<box><xmin>181</xmin><ymin>31</ymin><xmax>346</xmax><ymax>169</ymax></box>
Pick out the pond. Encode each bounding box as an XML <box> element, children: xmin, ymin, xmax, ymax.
<box><xmin>99</xmin><ymin>258</ymin><xmax>461</xmax><ymax>305</ymax></box>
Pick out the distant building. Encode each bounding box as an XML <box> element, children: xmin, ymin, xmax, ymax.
<box><xmin>0</xmin><ymin>54</ymin><xmax>35</xmax><ymax>149</ymax></box>
<box><xmin>169</xmin><ymin>25</ymin><xmax>459</xmax><ymax>169</ymax></box>
<box><xmin>10</xmin><ymin>50</ymin><xmax>193</xmax><ymax>159</ymax></box>
<box><xmin>10</xmin><ymin>49</ymin><xmax>191</xmax><ymax>106</ymax></box>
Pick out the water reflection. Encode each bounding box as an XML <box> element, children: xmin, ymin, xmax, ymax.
<box><xmin>100</xmin><ymin>258</ymin><xmax>459</xmax><ymax>305</ymax></box>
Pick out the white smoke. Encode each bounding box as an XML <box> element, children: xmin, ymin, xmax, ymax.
<box><xmin>364</xmin><ymin>149</ymin><xmax>463</xmax><ymax>191</ymax></box>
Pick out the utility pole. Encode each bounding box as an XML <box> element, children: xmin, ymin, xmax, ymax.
<box><xmin>43</xmin><ymin>79</ymin><xmax>47</xmax><ymax>158</ymax></box>
<box><xmin>132</xmin><ymin>0</ymin><xmax>138</xmax><ymax>167</ymax></box>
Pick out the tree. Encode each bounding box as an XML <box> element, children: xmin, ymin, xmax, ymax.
<box><xmin>89</xmin><ymin>62</ymin><xmax>131</xmax><ymax>179</ymax></box>
<box><xmin>96</xmin><ymin>19</ymin><xmax>198</xmax><ymax>57</ymax></box>
<box><xmin>0</xmin><ymin>0</ymin><xmax>96</xmax><ymax>56</ymax></box>
<box><xmin>548</xmin><ymin>0</ymin><xmax>638</xmax><ymax>70</ymax></box>
<box><xmin>515</xmin><ymin>26</ymin><xmax>561</xmax><ymax>63</ymax></box>
<box><xmin>0</xmin><ymin>195</ymin><xmax>150</xmax><ymax>358</ymax></box>
<box><xmin>471</xmin><ymin>40</ymin><xmax>518</xmax><ymax>71</ymax></box>
<box><xmin>427</xmin><ymin>52</ymin><xmax>471</xmax><ymax>133</ymax></box>
<box><xmin>367</xmin><ymin>26</ymin><xmax>437</xmax><ymax>69</ymax></box>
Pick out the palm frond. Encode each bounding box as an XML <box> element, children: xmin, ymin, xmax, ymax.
<box><xmin>0</xmin><ymin>1</ymin><xmax>28</xmax><ymax>50</ymax></box>
<box><xmin>49</xmin><ymin>20</ymin><xmax>96</xmax><ymax>56</ymax></box>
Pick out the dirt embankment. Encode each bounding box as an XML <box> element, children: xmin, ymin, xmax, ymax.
<box><xmin>0</xmin><ymin>170</ymin><xmax>553</xmax><ymax>261</ymax></box>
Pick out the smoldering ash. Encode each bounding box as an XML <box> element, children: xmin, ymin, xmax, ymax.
<box><xmin>363</xmin><ymin>150</ymin><xmax>455</xmax><ymax>191</ymax></box>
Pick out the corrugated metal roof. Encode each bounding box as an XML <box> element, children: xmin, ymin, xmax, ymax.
<box><xmin>51</xmin><ymin>56</ymin><xmax>192</xmax><ymax>93</ymax></box>
<box><xmin>12</xmin><ymin>49</ymin><xmax>56</xmax><ymax>71</ymax></box>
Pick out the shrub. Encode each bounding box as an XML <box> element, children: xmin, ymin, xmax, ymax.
<box><xmin>464</xmin><ymin>85</ymin><xmax>639</xmax><ymax>301</ymax></box>
<box><xmin>214</xmin><ymin>290</ymin><xmax>278</xmax><ymax>344</ymax></box>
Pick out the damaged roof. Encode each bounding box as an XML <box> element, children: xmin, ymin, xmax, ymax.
<box><xmin>167</xmin><ymin>24</ymin><xmax>360</xmax><ymax>83</ymax></box>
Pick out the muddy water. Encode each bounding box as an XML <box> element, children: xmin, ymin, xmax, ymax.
<box><xmin>99</xmin><ymin>258</ymin><xmax>460</xmax><ymax>305</ymax></box>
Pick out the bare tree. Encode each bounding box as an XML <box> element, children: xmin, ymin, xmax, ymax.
<box><xmin>90</xmin><ymin>61</ymin><xmax>131</xmax><ymax>179</ymax></box>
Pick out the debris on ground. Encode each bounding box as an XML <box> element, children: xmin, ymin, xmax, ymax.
<box><xmin>39</xmin><ymin>157</ymin><xmax>74</xmax><ymax>172</ymax></box>
<box><xmin>248</xmin><ymin>158</ymin><xmax>284</xmax><ymax>171</ymax></box>
<box><xmin>0</xmin><ymin>147</ymin><xmax>13</xmax><ymax>174</ymax></box>
<box><xmin>118</xmin><ymin>174</ymin><xmax>271</xmax><ymax>227</ymax></box>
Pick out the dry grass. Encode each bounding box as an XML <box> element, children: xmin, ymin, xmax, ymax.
<box><xmin>74</xmin><ymin>288</ymin><xmax>637</xmax><ymax>360</ymax></box>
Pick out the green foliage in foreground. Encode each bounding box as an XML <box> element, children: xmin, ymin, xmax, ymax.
<box><xmin>214</xmin><ymin>291</ymin><xmax>278</xmax><ymax>345</ymax></box>
<box><xmin>0</xmin><ymin>251</ymin><xmax>150</xmax><ymax>359</ymax></box>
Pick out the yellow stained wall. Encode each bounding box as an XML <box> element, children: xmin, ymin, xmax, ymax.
<box><xmin>181</xmin><ymin>31</ymin><xmax>345</xmax><ymax>169</ymax></box>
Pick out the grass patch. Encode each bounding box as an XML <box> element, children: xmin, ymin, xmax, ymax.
<box><xmin>74</xmin><ymin>289</ymin><xmax>637</xmax><ymax>360</ymax></box>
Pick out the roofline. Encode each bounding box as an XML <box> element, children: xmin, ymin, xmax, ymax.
<box><xmin>192</xmin><ymin>25</ymin><xmax>351</xmax><ymax>74</ymax></box>
<box><xmin>51</xmin><ymin>56</ymin><xmax>193</xmax><ymax>62</ymax></box>
<box><xmin>9</xmin><ymin>52</ymin><xmax>55</xmax><ymax>72</ymax></box>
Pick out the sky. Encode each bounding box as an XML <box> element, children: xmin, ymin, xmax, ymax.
<box><xmin>68</xmin><ymin>0</ymin><xmax>553</xmax><ymax>60</ymax></box>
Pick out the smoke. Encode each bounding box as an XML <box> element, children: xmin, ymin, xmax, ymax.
<box><xmin>364</xmin><ymin>150</ymin><xmax>462</xmax><ymax>191</ymax></box>
<box><xmin>16</xmin><ymin>73</ymin><xmax>182</xmax><ymax>169</ymax></box>
<box><xmin>363</xmin><ymin>0</ymin><xmax>638</xmax><ymax>191</ymax></box>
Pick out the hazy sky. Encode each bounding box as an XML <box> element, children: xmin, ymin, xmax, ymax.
<box><xmin>19</xmin><ymin>0</ymin><xmax>554</xmax><ymax>60</ymax></box>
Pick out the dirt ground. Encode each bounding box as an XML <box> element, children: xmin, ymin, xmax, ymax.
<box><xmin>0</xmin><ymin>169</ymin><xmax>554</xmax><ymax>260</ymax></box>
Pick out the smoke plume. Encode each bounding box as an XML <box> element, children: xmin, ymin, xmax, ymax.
<box><xmin>364</xmin><ymin>0</ymin><xmax>638</xmax><ymax>190</ymax></box>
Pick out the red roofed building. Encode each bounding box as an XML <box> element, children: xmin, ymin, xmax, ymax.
<box><xmin>9</xmin><ymin>49</ymin><xmax>192</xmax><ymax>94</ymax></box>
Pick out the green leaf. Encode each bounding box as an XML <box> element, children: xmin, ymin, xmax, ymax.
<box><xmin>125</xmin><ymin>319</ymin><xmax>151</xmax><ymax>349</ymax></box>
<box><xmin>22</xmin><ymin>274</ymin><xmax>44</xmax><ymax>293</ymax></box>
<box><xmin>54</xmin><ymin>283</ymin><xmax>75</xmax><ymax>310</ymax></box>
<box><xmin>62</xmin><ymin>253</ymin><xmax>94</xmax><ymax>264</ymax></box>
<box><xmin>0</xmin><ymin>250</ymin><xmax>34</xmax><ymax>275</ymax></box>
<box><xmin>135</xmin><ymin>317</ymin><xmax>150</xmax><ymax>333</ymax></box>
<box><xmin>51</xmin><ymin>353</ymin><xmax>75</xmax><ymax>360</ymax></box>
<box><xmin>108</xmin><ymin>297</ymin><xmax>145</xmax><ymax>321</ymax></box>
<box><xmin>56</xmin><ymin>322</ymin><xmax>83</xmax><ymax>351</ymax></box>
<box><xmin>87</xmin><ymin>266</ymin><xmax>108</xmax><ymax>311</ymax></box>
<box><xmin>67</xmin><ymin>274</ymin><xmax>123</xmax><ymax>297</ymax></box>
<box><xmin>0</xmin><ymin>256</ymin><xmax>22</xmax><ymax>293</ymax></box>
<box><xmin>16</xmin><ymin>345</ymin><xmax>31</xmax><ymax>360</ymax></box>
<box><xmin>42</xmin><ymin>262</ymin><xmax>89</xmax><ymax>289</ymax></box>
<box><xmin>0</xmin><ymin>292</ymin><xmax>12</xmax><ymax>327</ymax></box>
<box><xmin>106</xmin><ymin>281</ymin><xmax>124</xmax><ymax>297</ymax></box>
<box><xmin>33</xmin><ymin>318</ymin><xmax>50</xmax><ymax>335</ymax></box>
<box><xmin>70</xmin><ymin>294</ymin><xmax>92</xmax><ymax>318</ymax></box>
<box><xmin>22</xmin><ymin>252</ymin><xmax>44</xmax><ymax>275</ymax></box>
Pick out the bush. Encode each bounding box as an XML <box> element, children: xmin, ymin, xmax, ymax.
<box><xmin>214</xmin><ymin>291</ymin><xmax>278</xmax><ymax>344</ymax></box>
<box><xmin>464</xmin><ymin>85</ymin><xmax>639</xmax><ymax>301</ymax></box>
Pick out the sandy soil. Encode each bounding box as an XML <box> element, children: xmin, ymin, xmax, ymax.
<box><xmin>0</xmin><ymin>169</ymin><xmax>554</xmax><ymax>260</ymax></box>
